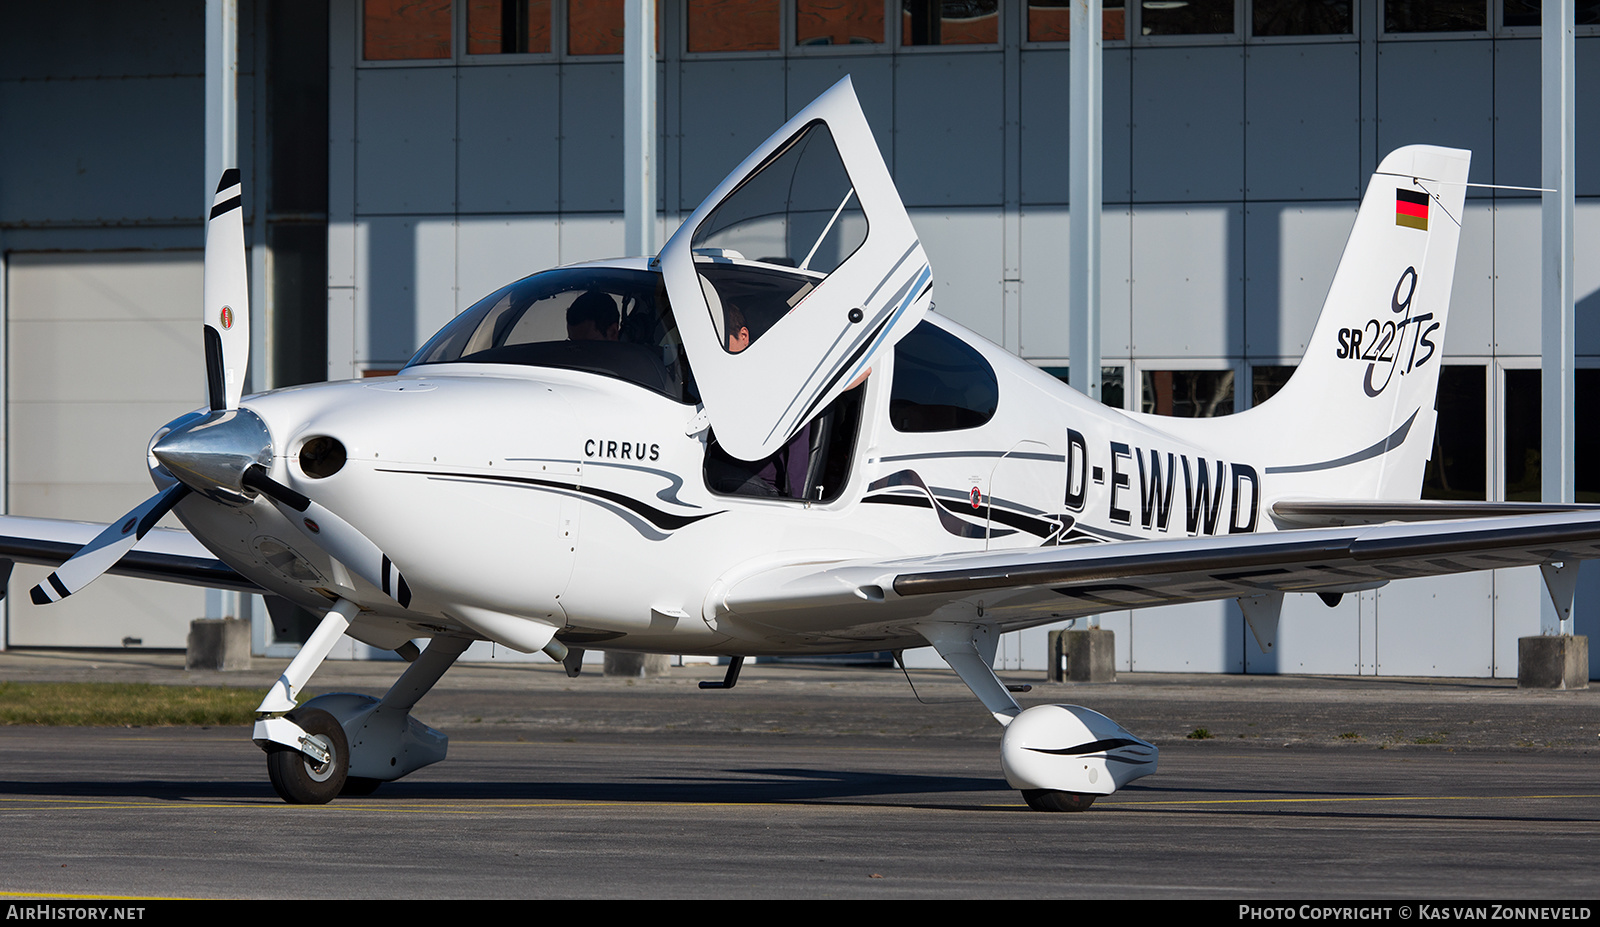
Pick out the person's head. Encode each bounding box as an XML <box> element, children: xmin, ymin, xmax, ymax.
<box><xmin>725</xmin><ymin>303</ymin><xmax>751</xmax><ymax>353</ymax></box>
<box><xmin>566</xmin><ymin>291</ymin><xmax>621</xmax><ymax>341</ymax></box>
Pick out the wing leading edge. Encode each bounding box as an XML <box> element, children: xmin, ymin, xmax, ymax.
<box><xmin>0</xmin><ymin>515</ymin><xmax>259</xmax><ymax>594</ymax></box>
<box><xmin>711</xmin><ymin>512</ymin><xmax>1600</xmax><ymax>639</ymax></box>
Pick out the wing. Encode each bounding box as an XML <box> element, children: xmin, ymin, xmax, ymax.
<box><xmin>0</xmin><ymin>515</ymin><xmax>260</xmax><ymax>594</ymax></box>
<box><xmin>710</xmin><ymin>512</ymin><xmax>1600</xmax><ymax>642</ymax></box>
<box><xmin>1271</xmin><ymin>499</ymin><xmax>1600</xmax><ymax>528</ymax></box>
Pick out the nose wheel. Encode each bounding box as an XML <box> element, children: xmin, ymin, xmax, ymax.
<box><xmin>265</xmin><ymin>708</ymin><xmax>348</xmax><ymax>804</ymax></box>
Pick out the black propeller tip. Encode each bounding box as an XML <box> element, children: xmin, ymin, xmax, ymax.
<box><xmin>28</xmin><ymin>585</ymin><xmax>50</xmax><ymax>606</ymax></box>
<box><xmin>217</xmin><ymin>168</ymin><xmax>240</xmax><ymax>192</ymax></box>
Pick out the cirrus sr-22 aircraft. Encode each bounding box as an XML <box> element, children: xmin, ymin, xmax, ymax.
<box><xmin>5</xmin><ymin>77</ymin><xmax>1597</xmax><ymax>810</ymax></box>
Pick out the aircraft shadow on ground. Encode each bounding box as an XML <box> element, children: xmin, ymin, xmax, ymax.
<box><xmin>0</xmin><ymin>767</ymin><xmax>1007</xmax><ymax>808</ymax></box>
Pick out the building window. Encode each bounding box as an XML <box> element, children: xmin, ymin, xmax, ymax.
<box><xmin>797</xmin><ymin>0</ymin><xmax>885</xmax><ymax>45</ymax></box>
<box><xmin>1142</xmin><ymin>369</ymin><xmax>1235</xmax><ymax>417</ymax></box>
<box><xmin>1253</xmin><ymin>0</ymin><xmax>1352</xmax><ymax>36</ymax></box>
<box><xmin>1249</xmin><ymin>365</ymin><xmax>1294</xmax><ymax>407</ymax></box>
<box><xmin>1422</xmin><ymin>365</ymin><xmax>1485</xmax><ymax>500</ymax></box>
<box><xmin>1384</xmin><ymin>0</ymin><xmax>1487</xmax><ymax>33</ymax></box>
<box><xmin>467</xmin><ymin>0</ymin><xmax>552</xmax><ymax>54</ymax></box>
<box><xmin>1579</xmin><ymin>370</ymin><xmax>1600</xmax><ymax>502</ymax></box>
<box><xmin>1141</xmin><ymin>0</ymin><xmax>1234</xmax><ymax>36</ymax></box>
<box><xmin>689</xmin><ymin>0</ymin><xmax>781</xmax><ymax>52</ymax></box>
<box><xmin>1503</xmin><ymin>368</ymin><xmax>1541</xmax><ymax>501</ymax></box>
<box><xmin>902</xmin><ymin>0</ymin><xmax>999</xmax><ymax>45</ymax></box>
<box><xmin>569</xmin><ymin>0</ymin><xmax>624</xmax><ymax>54</ymax></box>
<box><xmin>1026</xmin><ymin>0</ymin><xmax>1127</xmax><ymax>42</ymax></box>
<box><xmin>364</xmin><ymin>0</ymin><xmax>452</xmax><ymax>60</ymax></box>
<box><xmin>1040</xmin><ymin>366</ymin><xmax>1127</xmax><ymax>408</ymax></box>
<box><xmin>1503</xmin><ymin>0</ymin><xmax>1600</xmax><ymax>27</ymax></box>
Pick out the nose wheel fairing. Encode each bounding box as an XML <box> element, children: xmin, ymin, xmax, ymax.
<box><xmin>252</xmin><ymin>607</ymin><xmax>472</xmax><ymax>804</ymax></box>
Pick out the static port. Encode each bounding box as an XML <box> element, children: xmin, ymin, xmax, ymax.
<box><xmin>299</xmin><ymin>436</ymin><xmax>347</xmax><ymax>479</ymax></box>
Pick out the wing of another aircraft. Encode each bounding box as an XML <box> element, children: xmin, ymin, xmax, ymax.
<box><xmin>0</xmin><ymin>515</ymin><xmax>260</xmax><ymax>594</ymax></box>
<box><xmin>710</xmin><ymin>512</ymin><xmax>1600</xmax><ymax>641</ymax></box>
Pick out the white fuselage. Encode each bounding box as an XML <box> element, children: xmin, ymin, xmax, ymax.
<box><xmin>163</xmin><ymin>311</ymin><xmax>1272</xmax><ymax>658</ymax></box>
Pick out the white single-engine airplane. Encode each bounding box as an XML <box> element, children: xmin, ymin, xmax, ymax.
<box><xmin>4</xmin><ymin>77</ymin><xmax>1596</xmax><ymax>810</ymax></box>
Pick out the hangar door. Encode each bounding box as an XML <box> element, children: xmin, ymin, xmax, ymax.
<box><xmin>5</xmin><ymin>251</ymin><xmax>208</xmax><ymax>648</ymax></box>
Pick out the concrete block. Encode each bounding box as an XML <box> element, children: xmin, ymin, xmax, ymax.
<box><xmin>1517</xmin><ymin>636</ymin><xmax>1589</xmax><ymax>689</ymax></box>
<box><xmin>186</xmin><ymin>618</ymin><xmax>251</xmax><ymax>671</ymax></box>
<box><xmin>1049</xmin><ymin>629</ymin><xmax>1116</xmax><ymax>683</ymax></box>
<box><xmin>603</xmin><ymin>652</ymin><xmax>670</xmax><ymax>678</ymax></box>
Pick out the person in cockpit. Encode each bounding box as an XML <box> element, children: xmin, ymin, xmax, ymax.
<box><xmin>705</xmin><ymin>302</ymin><xmax>813</xmax><ymax>498</ymax></box>
<box><xmin>566</xmin><ymin>290</ymin><xmax>621</xmax><ymax>342</ymax></box>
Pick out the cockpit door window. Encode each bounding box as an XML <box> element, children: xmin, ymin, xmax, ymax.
<box><xmin>660</xmin><ymin>76</ymin><xmax>931</xmax><ymax>461</ymax></box>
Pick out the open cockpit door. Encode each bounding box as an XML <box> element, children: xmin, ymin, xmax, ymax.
<box><xmin>661</xmin><ymin>76</ymin><xmax>932</xmax><ymax>461</ymax></box>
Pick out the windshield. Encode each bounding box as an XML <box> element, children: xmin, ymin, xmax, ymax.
<box><xmin>405</xmin><ymin>267</ymin><xmax>694</xmax><ymax>402</ymax></box>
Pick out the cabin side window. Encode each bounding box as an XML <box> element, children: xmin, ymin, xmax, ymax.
<box><xmin>889</xmin><ymin>321</ymin><xmax>999</xmax><ymax>432</ymax></box>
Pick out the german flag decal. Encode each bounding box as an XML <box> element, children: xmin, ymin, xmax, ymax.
<box><xmin>1396</xmin><ymin>189</ymin><xmax>1429</xmax><ymax>231</ymax></box>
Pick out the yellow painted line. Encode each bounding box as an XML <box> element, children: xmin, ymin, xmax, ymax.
<box><xmin>1103</xmin><ymin>793</ymin><xmax>1600</xmax><ymax>808</ymax></box>
<box><xmin>0</xmin><ymin>891</ymin><xmax>195</xmax><ymax>900</ymax></box>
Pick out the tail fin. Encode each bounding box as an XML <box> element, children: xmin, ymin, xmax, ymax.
<box><xmin>1151</xmin><ymin>145</ymin><xmax>1471</xmax><ymax>503</ymax></box>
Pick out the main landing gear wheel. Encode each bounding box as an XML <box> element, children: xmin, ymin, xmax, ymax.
<box><xmin>266</xmin><ymin>708</ymin><xmax>348</xmax><ymax>804</ymax></box>
<box><xmin>1021</xmin><ymin>789</ymin><xmax>1097</xmax><ymax>813</ymax></box>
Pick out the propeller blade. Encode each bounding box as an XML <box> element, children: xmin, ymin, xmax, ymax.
<box><xmin>203</xmin><ymin>168</ymin><xmax>249</xmax><ymax>412</ymax></box>
<box><xmin>242</xmin><ymin>467</ymin><xmax>413</xmax><ymax>609</ymax></box>
<box><xmin>29</xmin><ymin>484</ymin><xmax>192</xmax><ymax>604</ymax></box>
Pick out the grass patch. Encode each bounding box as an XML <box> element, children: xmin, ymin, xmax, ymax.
<box><xmin>1186</xmin><ymin>728</ymin><xmax>1214</xmax><ymax>740</ymax></box>
<box><xmin>0</xmin><ymin>681</ymin><xmax>264</xmax><ymax>726</ymax></box>
<box><xmin>1338</xmin><ymin>731</ymin><xmax>1361</xmax><ymax>740</ymax></box>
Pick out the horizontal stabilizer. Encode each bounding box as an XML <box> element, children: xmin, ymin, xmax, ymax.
<box><xmin>1272</xmin><ymin>500</ymin><xmax>1600</xmax><ymax>529</ymax></box>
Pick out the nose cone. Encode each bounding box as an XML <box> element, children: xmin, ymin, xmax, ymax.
<box><xmin>151</xmin><ymin>408</ymin><xmax>273</xmax><ymax>503</ymax></box>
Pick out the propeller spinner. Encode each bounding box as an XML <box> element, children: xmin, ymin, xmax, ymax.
<box><xmin>32</xmin><ymin>169</ymin><xmax>411</xmax><ymax>610</ymax></box>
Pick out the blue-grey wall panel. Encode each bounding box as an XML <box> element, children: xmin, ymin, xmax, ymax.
<box><xmin>1131</xmin><ymin>203</ymin><xmax>1244</xmax><ymax>356</ymax></box>
<box><xmin>1246</xmin><ymin>593</ymin><xmax>1362</xmax><ymax>675</ymax></box>
<box><xmin>0</xmin><ymin>0</ymin><xmax>203</xmax><ymax>80</ymax></box>
<box><xmin>353</xmin><ymin>216</ymin><xmax>458</xmax><ymax>364</ymax></box>
<box><xmin>678</xmin><ymin>59</ymin><xmax>786</xmax><ymax>211</ymax></box>
<box><xmin>560</xmin><ymin>62</ymin><xmax>624</xmax><ymax>212</ymax></box>
<box><xmin>1581</xmin><ymin>38</ymin><xmax>1600</xmax><ymax>198</ymax></box>
<box><xmin>1017</xmin><ymin>206</ymin><xmax>1132</xmax><ymax>358</ymax></box>
<box><xmin>1578</xmin><ymin>200</ymin><xmax>1600</xmax><ymax>356</ymax></box>
<box><xmin>0</xmin><ymin>76</ymin><xmax>203</xmax><ymax>224</ymax></box>
<box><xmin>1493</xmin><ymin>40</ymin><xmax>1540</xmax><ymax>199</ymax></box>
<box><xmin>1018</xmin><ymin>48</ymin><xmax>1133</xmax><ymax>205</ymax></box>
<box><xmin>1491</xmin><ymin>201</ymin><xmax>1540</xmax><ymax>357</ymax></box>
<box><xmin>356</xmin><ymin>68</ymin><xmax>457</xmax><ymax>214</ymax></box>
<box><xmin>1444</xmin><ymin>201</ymin><xmax>1495</xmax><ymax>357</ymax></box>
<box><xmin>892</xmin><ymin>53</ymin><xmax>1005</xmax><ymax>207</ymax></box>
<box><xmin>456</xmin><ymin>216</ymin><xmax>561</xmax><ymax>311</ymax></box>
<box><xmin>1129</xmin><ymin>600</ymin><xmax>1244</xmax><ymax>673</ymax></box>
<box><xmin>558</xmin><ymin>214</ymin><xmax>625</xmax><ymax>265</ymax></box>
<box><xmin>911</xmin><ymin>207</ymin><xmax>1005</xmax><ymax>344</ymax></box>
<box><xmin>1376</xmin><ymin>39</ymin><xmax>1493</xmax><ymax>194</ymax></box>
<box><xmin>1245</xmin><ymin>44</ymin><xmax>1360</xmax><ymax>201</ymax></box>
<box><xmin>785</xmin><ymin>57</ymin><xmax>894</xmax><ymax>166</ymax></box>
<box><xmin>458</xmin><ymin>65</ymin><xmax>562</xmax><ymax>214</ymax></box>
<box><xmin>1243</xmin><ymin>202</ymin><xmax>1357</xmax><ymax>358</ymax></box>
<box><xmin>1374</xmin><ymin>574</ymin><xmax>1494</xmax><ymax>677</ymax></box>
<box><xmin>1131</xmin><ymin>46</ymin><xmax>1244</xmax><ymax>203</ymax></box>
